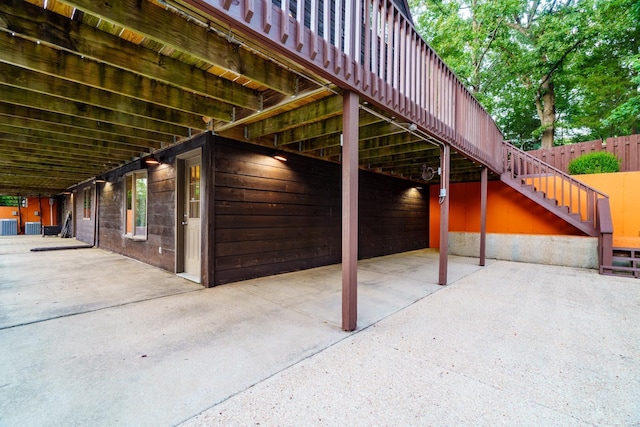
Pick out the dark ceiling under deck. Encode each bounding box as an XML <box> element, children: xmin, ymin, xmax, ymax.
<box><xmin>0</xmin><ymin>0</ymin><xmax>487</xmax><ymax>196</ymax></box>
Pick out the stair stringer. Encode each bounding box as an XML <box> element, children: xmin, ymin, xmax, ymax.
<box><xmin>500</xmin><ymin>173</ymin><xmax>598</xmax><ymax>237</ymax></box>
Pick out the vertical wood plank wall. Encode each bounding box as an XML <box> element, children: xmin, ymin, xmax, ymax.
<box><xmin>213</xmin><ymin>137</ymin><xmax>429</xmax><ymax>285</ymax></box>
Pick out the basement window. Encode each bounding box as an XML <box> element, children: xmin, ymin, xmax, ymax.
<box><xmin>83</xmin><ymin>188</ymin><xmax>91</xmax><ymax>219</ymax></box>
<box><xmin>124</xmin><ymin>170</ymin><xmax>148</xmax><ymax>240</ymax></box>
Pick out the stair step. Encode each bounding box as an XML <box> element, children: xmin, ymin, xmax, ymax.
<box><xmin>602</xmin><ymin>247</ymin><xmax>640</xmax><ymax>278</ymax></box>
<box><xmin>501</xmin><ymin>171</ymin><xmax>598</xmax><ymax>237</ymax></box>
<box><xmin>568</xmin><ymin>212</ymin><xmax>582</xmax><ymax>222</ymax></box>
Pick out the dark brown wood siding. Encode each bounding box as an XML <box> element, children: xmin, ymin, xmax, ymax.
<box><xmin>359</xmin><ymin>171</ymin><xmax>429</xmax><ymax>259</ymax></box>
<box><xmin>91</xmin><ymin>133</ymin><xmax>428</xmax><ymax>285</ymax></box>
<box><xmin>212</xmin><ymin>137</ymin><xmax>429</xmax><ymax>285</ymax></box>
<box><xmin>96</xmin><ymin>133</ymin><xmax>210</xmax><ymax>273</ymax></box>
<box><xmin>74</xmin><ymin>184</ymin><xmax>95</xmax><ymax>244</ymax></box>
<box><xmin>98</xmin><ymin>160</ymin><xmax>176</xmax><ymax>271</ymax></box>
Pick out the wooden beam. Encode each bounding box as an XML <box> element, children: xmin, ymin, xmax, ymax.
<box><xmin>0</xmin><ymin>154</ymin><xmax>117</xmax><ymax>177</ymax></box>
<box><xmin>0</xmin><ymin>84</ymin><xmax>190</xmax><ymax>136</ymax></box>
<box><xmin>245</xmin><ymin>95</ymin><xmax>343</xmax><ymax>139</ymax></box>
<box><xmin>0</xmin><ymin>183</ymin><xmax>76</xmax><ymax>195</ymax></box>
<box><xmin>278</xmin><ymin>110</ymin><xmax>382</xmax><ymax>146</ymax></box>
<box><xmin>300</xmin><ymin>121</ymin><xmax>409</xmax><ymax>155</ymax></box>
<box><xmin>298</xmin><ymin>133</ymin><xmax>342</xmax><ymax>153</ymax></box>
<box><xmin>358</xmin><ymin>136</ymin><xmax>428</xmax><ymax>160</ymax></box>
<box><xmin>315</xmin><ymin>133</ymin><xmax>425</xmax><ymax>159</ymax></box>
<box><xmin>371</xmin><ymin>154</ymin><xmax>476</xmax><ymax>174</ymax></box>
<box><xmin>358</xmin><ymin>122</ymin><xmax>407</xmax><ymax>141</ymax></box>
<box><xmin>0</xmin><ymin>139</ymin><xmax>136</xmax><ymax>163</ymax></box>
<box><xmin>377</xmin><ymin>166</ymin><xmax>483</xmax><ymax>184</ymax></box>
<box><xmin>0</xmin><ymin>112</ymin><xmax>165</xmax><ymax>148</ymax></box>
<box><xmin>0</xmin><ymin>150</ymin><xmax>119</xmax><ymax>171</ymax></box>
<box><xmin>0</xmin><ymin>5</ymin><xmax>256</xmax><ymax>112</ymax></box>
<box><xmin>0</xmin><ymin>103</ymin><xmax>172</xmax><ymax>144</ymax></box>
<box><xmin>0</xmin><ymin>169</ymin><xmax>82</xmax><ymax>181</ymax></box>
<box><xmin>56</xmin><ymin>0</ymin><xmax>298</xmax><ymax>95</ymax></box>
<box><xmin>0</xmin><ymin>62</ymin><xmax>208</xmax><ymax>129</ymax></box>
<box><xmin>342</xmin><ymin>90</ymin><xmax>359</xmax><ymax>332</ymax></box>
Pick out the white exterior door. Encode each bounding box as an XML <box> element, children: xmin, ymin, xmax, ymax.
<box><xmin>183</xmin><ymin>156</ymin><xmax>201</xmax><ymax>279</ymax></box>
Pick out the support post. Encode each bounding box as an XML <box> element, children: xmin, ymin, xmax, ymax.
<box><xmin>342</xmin><ymin>90</ymin><xmax>359</xmax><ymax>331</ymax></box>
<box><xmin>438</xmin><ymin>144</ymin><xmax>450</xmax><ymax>285</ymax></box>
<box><xmin>597</xmin><ymin>198</ymin><xmax>613</xmax><ymax>274</ymax></box>
<box><xmin>479</xmin><ymin>167</ymin><xmax>487</xmax><ymax>266</ymax></box>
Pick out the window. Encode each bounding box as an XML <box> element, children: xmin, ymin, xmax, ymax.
<box><xmin>83</xmin><ymin>188</ymin><xmax>91</xmax><ymax>219</ymax></box>
<box><xmin>124</xmin><ymin>171</ymin><xmax>148</xmax><ymax>239</ymax></box>
<box><xmin>188</xmin><ymin>164</ymin><xmax>200</xmax><ymax>219</ymax></box>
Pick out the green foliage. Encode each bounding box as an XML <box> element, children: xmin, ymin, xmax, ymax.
<box><xmin>602</xmin><ymin>55</ymin><xmax>640</xmax><ymax>133</ymax></box>
<box><xmin>409</xmin><ymin>0</ymin><xmax>640</xmax><ymax>146</ymax></box>
<box><xmin>567</xmin><ymin>152</ymin><xmax>621</xmax><ymax>175</ymax></box>
<box><xmin>0</xmin><ymin>196</ymin><xmax>20</xmax><ymax>207</ymax></box>
<box><xmin>135</xmin><ymin>177</ymin><xmax>147</xmax><ymax>227</ymax></box>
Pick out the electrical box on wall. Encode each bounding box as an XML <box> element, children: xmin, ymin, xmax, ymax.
<box><xmin>34</xmin><ymin>211</ymin><xmax>40</xmax><ymax>216</ymax></box>
<box><xmin>12</xmin><ymin>211</ymin><xmax>18</xmax><ymax>216</ymax></box>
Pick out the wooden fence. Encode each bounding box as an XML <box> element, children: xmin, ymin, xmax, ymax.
<box><xmin>528</xmin><ymin>134</ymin><xmax>640</xmax><ymax>173</ymax></box>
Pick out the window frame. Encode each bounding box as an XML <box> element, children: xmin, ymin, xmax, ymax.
<box><xmin>123</xmin><ymin>170</ymin><xmax>148</xmax><ymax>241</ymax></box>
<box><xmin>82</xmin><ymin>187</ymin><xmax>91</xmax><ymax>220</ymax></box>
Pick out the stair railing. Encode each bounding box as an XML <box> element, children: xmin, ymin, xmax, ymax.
<box><xmin>503</xmin><ymin>142</ymin><xmax>609</xmax><ymax>230</ymax></box>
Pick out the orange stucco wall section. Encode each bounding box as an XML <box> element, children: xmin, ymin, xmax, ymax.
<box><xmin>430</xmin><ymin>171</ymin><xmax>640</xmax><ymax>248</ymax></box>
<box><xmin>575</xmin><ymin>171</ymin><xmax>640</xmax><ymax>248</ymax></box>
<box><xmin>430</xmin><ymin>181</ymin><xmax>585</xmax><ymax>248</ymax></box>
<box><xmin>0</xmin><ymin>197</ymin><xmax>59</xmax><ymax>234</ymax></box>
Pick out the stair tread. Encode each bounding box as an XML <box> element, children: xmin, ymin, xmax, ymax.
<box><xmin>500</xmin><ymin>171</ymin><xmax>598</xmax><ymax>236</ymax></box>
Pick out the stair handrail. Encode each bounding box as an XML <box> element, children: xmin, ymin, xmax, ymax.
<box><xmin>503</xmin><ymin>141</ymin><xmax>609</xmax><ymax>230</ymax></box>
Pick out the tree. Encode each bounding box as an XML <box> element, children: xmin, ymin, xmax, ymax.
<box><xmin>0</xmin><ymin>196</ymin><xmax>20</xmax><ymax>207</ymax></box>
<box><xmin>410</xmin><ymin>0</ymin><xmax>640</xmax><ymax>149</ymax></box>
<box><xmin>601</xmin><ymin>55</ymin><xmax>640</xmax><ymax>134</ymax></box>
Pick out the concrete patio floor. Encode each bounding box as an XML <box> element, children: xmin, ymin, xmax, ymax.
<box><xmin>1</xmin><ymin>236</ymin><xmax>638</xmax><ymax>426</ymax></box>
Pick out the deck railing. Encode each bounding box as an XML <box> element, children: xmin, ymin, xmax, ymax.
<box><xmin>189</xmin><ymin>0</ymin><xmax>504</xmax><ymax>171</ymax></box>
<box><xmin>503</xmin><ymin>142</ymin><xmax>609</xmax><ymax>230</ymax></box>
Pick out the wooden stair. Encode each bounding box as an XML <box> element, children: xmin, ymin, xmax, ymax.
<box><xmin>501</xmin><ymin>143</ymin><xmax>615</xmax><ymax>274</ymax></box>
<box><xmin>501</xmin><ymin>177</ymin><xmax>598</xmax><ymax>236</ymax></box>
<box><xmin>601</xmin><ymin>247</ymin><xmax>640</xmax><ymax>278</ymax></box>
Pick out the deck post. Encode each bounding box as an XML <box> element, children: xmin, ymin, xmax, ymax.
<box><xmin>342</xmin><ymin>90</ymin><xmax>359</xmax><ymax>331</ymax></box>
<box><xmin>438</xmin><ymin>144</ymin><xmax>450</xmax><ymax>285</ymax></box>
<box><xmin>479</xmin><ymin>167</ymin><xmax>487</xmax><ymax>266</ymax></box>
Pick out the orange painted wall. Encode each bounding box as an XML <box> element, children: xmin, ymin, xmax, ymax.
<box><xmin>429</xmin><ymin>180</ymin><xmax>583</xmax><ymax>248</ymax></box>
<box><xmin>573</xmin><ymin>172</ymin><xmax>640</xmax><ymax>248</ymax></box>
<box><xmin>0</xmin><ymin>197</ymin><xmax>59</xmax><ymax>234</ymax></box>
<box><xmin>430</xmin><ymin>171</ymin><xmax>640</xmax><ymax>248</ymax></box>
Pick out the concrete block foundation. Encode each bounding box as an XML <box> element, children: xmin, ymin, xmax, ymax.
<box><xmin>449</xmin><ymin>232</ymin><xmax>599</xmax><ymax>269</ymax></box>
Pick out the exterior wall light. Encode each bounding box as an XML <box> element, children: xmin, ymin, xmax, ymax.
<box><xmin>145</xmin><ymin>155</ymin><xmax>160</xmax><ymax>165</ymax></box>
<box><xmin>273</xmin><ymin>152</ymin><xmax>288</xmax><ymax>162</ymax></box>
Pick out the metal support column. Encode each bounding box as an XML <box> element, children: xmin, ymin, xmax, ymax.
<box><xmin>480</xmin><ymin>167</ymin><xmax>487</xmax><ymax>266</ymax></box>
<box><xmin>342</xmin><ymin>90</ymin><xmax>359</xmax><ymax>331</ymax></box>
<box><xmin>438</xmin><ymin>144</ymin><xmax>450</xmax><ymax>285</ymax></box>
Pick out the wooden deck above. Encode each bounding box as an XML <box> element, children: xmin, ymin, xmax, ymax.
<box><xmin>0</xmin><ymin>0</ymin><xmax>503</xmax><ymax>195</ymax></box>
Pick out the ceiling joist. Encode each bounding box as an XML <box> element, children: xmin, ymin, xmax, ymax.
<box><xmin>0</xmin><ymin>0</ymin><xmax>482</xmax><ymax>195</ymax></box>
